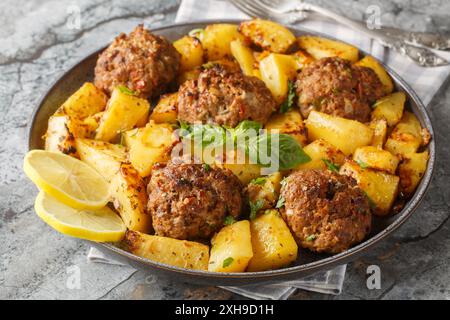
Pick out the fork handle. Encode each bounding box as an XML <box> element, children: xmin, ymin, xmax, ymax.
<box><xmin>295</xmin><ymin>3</ymin><xmax>448</xmax><ymax>67</ymax></box>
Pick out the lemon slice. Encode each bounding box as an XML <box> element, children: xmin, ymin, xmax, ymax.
<box><xmin>24</xmin><ymin>150</ymin><xmax>110</xmax><ymax>210</ymax></box>
<box><xmin>35</xmin><ymin>191</ymin><xmax>126</xmax><ymax>242</ymax></box>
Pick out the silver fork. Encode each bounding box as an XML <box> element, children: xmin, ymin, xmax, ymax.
<box><xmin>229</xmin><ymin>0</ymin><xmax>449</xmax><ymax>67</ymax></box>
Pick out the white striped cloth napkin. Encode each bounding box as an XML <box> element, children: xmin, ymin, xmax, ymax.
<box><xmin>88</xmin><ymin>0</ymin><xmax>450</xmax><ymax>300</ymax></box>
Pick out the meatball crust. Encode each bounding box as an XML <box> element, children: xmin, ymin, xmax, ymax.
<box><xmin>280</xmin><ymin>170</ymin><xmax>372</xmax><ymax>254</ymax></box>
<box><xmin>177</xmin><ymin>66</ymin><xmax>277</xmax><ymax>127</ymax></box>
<box><xmin>94</xmin><ymin>24</ymin><xmax>180</xmax><ymax>98</ymax></box>
<box><xmin>147</xmin><ymin>162</ymin><xmax>244</xmax><ymax>240</ymax></box>
<box><xmin>296</xmin><ymin>57</ymin><xmax>384</xmax><ymax>122</ymax></box>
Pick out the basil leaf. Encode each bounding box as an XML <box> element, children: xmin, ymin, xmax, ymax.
<box><xmin>322</xmin><ymin>158</ymin><xmax>340</xmax><ymax>173</ymax></box>
<box><xmin>279</xmin><ymin>80</ymin><xmax>296</xmax><ymax>114</ymax></box>
<box><xmin>222</xmin><ymin>257</ymin><xmax>234</xmax><ymax>268</ymax></box>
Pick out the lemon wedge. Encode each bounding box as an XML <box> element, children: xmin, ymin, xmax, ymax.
<box><xmin>35</xmin><ymin>191</ymin><xmax>126</xmax><ymax>242</ymax></box>
<box><xmin>24</xmin><ymin>150</ymin><xmax>109</xmax><ymax>210</ymax></box>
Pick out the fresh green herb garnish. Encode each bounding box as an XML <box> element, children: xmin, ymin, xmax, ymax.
<box><xmin>117</xmin><ymin>85</ymin><xmax>137</xmax><ymax>96</ymax></box>
<box><xmin>276</xmin><ymin>196</ymin><xmax>285</xmax><ymax>208</ymax></box>
<box><xmin>250</xmin><ymin>177</ymin><xmax>267</xmax><ymax>185</ymax></box>
<box><xmin>249</xmin><ymin>199</ymin><xmax>265</xmax><ymax>220</ymax></box>
<box><xmin>188</xmin><ymin>28</ymin><xmax>205</xmax><ymax>39</ymax></box>
<box><xmin>222</xmin><ymin>257</ymin><xmax>234</xmax><ymax>268</ymax></box>
<box><xmin>223</xmin><ymin>215</ymin><xmax>236</xmax><ymax>226</ymax></box>
<box><xmin>279</xmin><ymin>80</ymin><xmax>296</xmax><ymax>113</ymax></box>
<box><xmin>202</xmin><ymin>163</ymin><xmax>211</xmax><ymax>171</ymax></box>
<box><xmin>322</xmin><ymin>158</ymin><xmax>340</xmax><ymax>173</ymax></box>
<box><xmin>306</xmin><ymin>235</ymin><xmax>317</xmax><ymax>241</ymax></box>
<box><xmin>202</xmin><ymin>62</ymin><xmax>217</xmax><ymax>69</ymax></box>
<box><xmin>356</xmin><ymin>159</ymin><xmax>369</xmax><ymax>169</ymax></box>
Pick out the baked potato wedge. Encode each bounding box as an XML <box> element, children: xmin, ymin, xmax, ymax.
<box><xmin>295</xmin><ymin>139</ymin><xmax>346</xmax><ymax>171</ymax></box>
<box><xmin>125</xmin><ymin>231</ymin><xmax>209</xmax><ymax>270</ymax></box>
<box><xmin>110</xmin><ymin>163</ymin><xmax>152</xmax><ymax>233</ymax></box>
<box><xmin>173</xmin><ymin>36</ymin><xmax>204</xmax><ymax>72</ymax></box>
<box><xmin>149</xmin><ymin>93</ymin><xmax>178</xmax><ymax>124</ymax></box>
<box><xmin>201</xmin><ymin>24</ymin><xmax>244</xmax><ymax>60</ymax></box>
<box><xmin>230</xmin><ymin>39</ymin><xmax>257</xmax><ymax>76</ymax></box>
<box><xmin>208</xmin><ymin>220</ymin><xmax>253</xmax><ymax>272</ymax></box>
<box><xmin>75</xmin><ymin>138</ymin><xmax>127</xmax><ymax>182</ymax></box>
<box><xmin>353</xmin><ymin>146</ymin><xmax>399</xmax><ymax>175</ymax></box>
<box><xmin>398</xmin><ymin>151</ymin><xmax>429</xmax><ymax>196</ymax></box>
<box><xmin>216</xmin><ymin>149</ymin><xmax>262</xmax><ymax>185</ymax></box>
<box><xmin>305</xmin><ymin>111</ymin><xmax>373</xmax><ymax>155</ymax></box>
<box><xmin>239</xmin><ymin>19</ymin><xmax>296</xmax><ymax>53</ymax></box>
<box><xmin>247</xmin><ymin>210</ymin><xmax>298</xmax><ymax>272</ymax></box>
<box><xmin>265</xmin><ymin>109</ymin><xmax>307</xmax><ymax>146</ymax></box>
<box><xmin>247</xmin><ymin>172</ymin><xmax>283</xmax><ymax>210</ymax></box>
<box><xmin>340</xmin><ymin>160</ymin><xmax>399</xmax><ymax>216</ymax></box>
<box><xmin>298</xmin><ymin>35</ymin><xmax>359</xmax><ymax>62</ymax></box>
<box><xmin>371</xmin><ymin>92</ymin><xmax>406</xmax><ymax>127</ymax></box>
<box><xmin>95</xmin><ymin>87</ymin><xmax>150</xmax><ymax>142</ymax></box>
<box><xmin>369</xmin><ymin>118</ymin><xmax>388</xmax><ymax>149</ymax></box>
<box><xmin>55</xmin><ymin>82</ymin><xmax>108</xmax><ymax>119</ymax></box>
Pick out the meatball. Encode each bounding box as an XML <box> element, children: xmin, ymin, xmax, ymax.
<box><xmin>94</xmin><ymin>24</ymin><xmax>180</xmax><ymax>98</ymax></box>
<box><xmin>280</xmin><ymin>170</ymin><xmax>372</xmax><ymax>254</ymax></box>
<box><xmin>177</xmin><ymin>65</ymin><xmax>277</xmax><ymax>127</ymax></box>
<box><xmin>296</xmin><ymin>57</ymin><xmax>384</xmax><ymax>122</ymax></box>
<box><xmin>147</xmin><ymin>161</ymin><xmax>244</xmax><ymax>240</ymax></box>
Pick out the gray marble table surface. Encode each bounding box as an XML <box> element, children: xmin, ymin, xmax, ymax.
<box><xmin>1</xmin><ymin>0</ymin><xmax>449</xmax><ymax>300</ymax></box>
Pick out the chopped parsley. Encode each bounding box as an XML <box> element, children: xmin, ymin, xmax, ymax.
<box><xmin>222</xmin><ymin>257</ymin><xmax>234</xmax><ymax>268</ymax></box>
<box><xmin>306</xmin><ymin>234</ymin><xmax>317</xmax><ymax>242</ymax></box>
<box><xmin>250</xmin><ymin>177</ymin><xmax>267</xmax><ymax>185</ymax></box>
<box><xmin>322</xmin><ymin>158</ymin><xmax>340</xmax><ymax>173</ymax></box>
<box><xmin>188</xmin><ymin>28</ymin><xmax>205</xmax><ymax>39</ymax></box>
<box><xmin>249</xmin><ymin>199</ymin><xmax>265</xmax><ymax>220</ymax></box>
<box><xmin>117</xmin><ymin>85</ymin><xmax>137</xmax><ymax>96</ymax></box>
<box><xmin>223</xmin><ymin>215</ymin><xmax>236</xmax><ymax>226</ymax></box>
<box><xmin>356</xmin><ymin>159</ymin><xmax>369</xmax><ymax>169</ymax></box>
<box><xmin>279</xmin><ymin>80</ymin><xmax>296</xmax><ymax>113</ymax></box>
<box><xmin>275</xmin><ymin>196</ymin><xmax>285</xmax><ymax>208</ymax></box>
<box><xmin>202</xmin><ymin>163</ymin><xmax>211</xmax><ymax>171</ymax></box>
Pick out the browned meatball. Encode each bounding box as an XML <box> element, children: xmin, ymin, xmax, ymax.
<box><xmin>94</xmin><ymin>24</ymin><xmax>180</xmax><ymax>98</ymax></box>
<box><xmin>296</xmin><ymin>57</ymin><xmax>384</xmax><ymax>122</ymax></box>
<box><xmin>280</xmin><ymin>170</ymin><xmax>372</xmax><ymax>254</ymax></box>
<box><xmin>147</xmin><ymin>161</ymin><xmax>244</xmax><ymax>240</ymax></box>
<box><xmin>177</xmin><ymin>65</ymin><xmax>277</xmax><ymax>127</ymax></box>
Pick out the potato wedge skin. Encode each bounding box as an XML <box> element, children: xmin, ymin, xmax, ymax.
<box><xmin>125</xmin><ymin>231</ymin><xmax>209</xmax><ymax>270</ymax></box>
<box><xmin>95</xmin><ymin>87</ymin><xmax>150</xmax><ymax>142</ymax></box>
<box><xmin>56</xmin><ymin>82</ymin><xmax>108</xmax><ymax>119</ymax></box>
<box><xmin>247</xmin><ymin>210</ymin><xmax>298</xmax><ymax>272</ymax></box>
<box><xmin>201</xmin><ymin>24</ymin><xmax>244</xmax><ymax>60</ymax></box>
<box><xmin>208</xmin><ymin>220</ymin><xmax>253</xmax><ymax>272</ymax></box>
<box><xmin>265</xmin><ymin>109</ymin><xmax>307</xmax><ymax>146</ymax></box>
<box><xmin>239</xmin><ymin>19</ymin><xmax>296</xmax><ymax>53</ymax></box>
<box><xmin>75</xmin><ymin>138</ymin><xmax>127</xmax><ymax>182</ymax></box>
<box><xmin>353</xmin><ymin>146</ymin><xmax>399</xmax><ymax>175</ymax></box>
<box><xmin>305</xmin><ymin>111</ymin><xmax>373</xmax><ymax>155</ymax></box>
<box><xmin>173</xmin><ymin>36</ymin><xmax>204</xmax><ymax>72</ymax></box>
<box><xmin>398</xmin><ymin>151</ymin><xmax>429</xmax><ymax>196</ymax></box>
<box><xmin>110</xmin><ymin>163</ymin><xmax>152</xmax><ymax>233</ymax></box>
<box><xmin>150</xmin><ymin>93</ymin><xmax>179</xmax><ymax>124</ymax></box>
<box><xmin>124</xmin><ymin>121</ymin><xmax>177</xmax><ymax>177</ymax></box>
<box><xmin>371</xmin><ymin>92</ymin><xmax>406</xmax><ymax>127</ymax></box>
<box><xmin>298</xmin><ymin>36</ymin><xmax>359</xmax><ymax>62</ymax></box>
<box><xmin>295</xmin><ymin>139</ymin><xmax>346</xmax><ymax>171</ymax></box>
<box><xmin>355</xmin><ymin>55</ymin><xmax>393</xmax><ymax>95</ymax></box>
<box><xmin>340</xmin><ymin>160</ymin><xmax>399</xmax><ymax>216</ymax></box>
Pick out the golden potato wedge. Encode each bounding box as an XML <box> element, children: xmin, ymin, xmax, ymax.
<box><xmin>369</xmin><ymin>118</ymin><xmax>388</xmax><ymax>149</ymax></box>
<box><xmin>385</xmin><ymin>111</ymin><xmax>424</xmax><ymax>157</ymax></box>
<box><xmin>55</xmin><ymin>82</ymin><xmax>108</xmax><ymax>119</ymax></box>
<box><xmin>292</xmin><ymin>49</ymin><xmax>315</xmax><ymax>67</ymax></box>
<box><xmin>208</xmin><ymin>220</ymin><xmax>253</xmax><ymax>272</ymax></box>
<box><xmin>295</xmin><ymin>139</ymin><xmax>346</xmax><ymax>171</ymax></box>
<box><xmin>95</xmin><ymin>87</ymin><xmax>150</xmax><ymax>142</ymax></box>
<box><xmin>259</xmin><ymin>53</ymin><xmax>299</xmax><ymax>104</ymax></box>
<box><xmin>177</xmin><ymin>68</ymin><xmax>202</xmax><ymax>86</ymax></box>
<box><xmin>149</xmin><ymin>93</ymin><xmax>178</xmax><ymax>124</ymax></box>
<box><xmin>44</xmin><ymin>114</ymin><xmax>93</xmax><ymax>157</ymax></box>
<box><xmin>124</xmin><ymin>121</ymin><xmax>177</xmax><ymax>177</ymax></box>
<box><xmin>265</xmin><ymin>109</ymin><xmax>307</xmax><ymax>146</ymax></box>
<box><xmin>355</xmin><ymin>55</ymin><xmax>394</xmax><ymax>95</ymax></box>
<box><xmin>353</xmin><ymin>146</ymin><xmax>399</xmax><ymax>175</ymax></box>
<box><xmin>173</xmin><ymin>36</ymin><xmax>204</xmax><ymax>72</ymax></box>
<box><xmin>125</xmin><ymin>231</ymin><xmax>209</xmax><ymax>270</ymax></box>
<box><xmin>201</xmin><ymin>24</ymin><xmax>244</xmax><ymax>60</ymax></box>
<box><xmin>239</xmin><ymin>19</ymin><xmax>296</xmax><ymax>53</ymax></box>
<box><xmin>340</xmin><ymin>160</ymin><xmax>399</xmax><ymax>216</ymax></box>
<box><xmin>371</xmin><ymin>92</ymin><xmax>406</xmax><ymax>126</ymax></box>
<box><xmin>110</xmin><ymin>163</ymin><xmax>151</xmax><ymax>233</ymax></box>
<box><xmin>247</xmin><ymin>210</ymin><xmax>298</xmax><ymax>272</ymax></box>
<box><xmin>216</xmin><ymin>149</ymin><xmax>262</xmax><ymax>185</ymax></box>
<box><xmin>398</xmin><ymin>151</ymin><xmax>429</xmax><ymax>196</ymax></box>
<box><xmin>298</xmin><ymin>35</ymin><xmax>359</xmax><ymax>62</ymax></box>
<box><xmin>75</xmin><ymin>138</ymin><xmax>127</xmax><ymax>182</ymax></box>
<box><xmin>82</xmin><ymin>111</ymin><xmax>104</xmax><ymax>137</ymax></box>
<box><xmin>230</xmin><ymin>39</ymin><xmax>257</xmax><ymax>76</ymax></box>
<box><xmin>247</xmin><ymin>172</ymin><xmax>283</xmax><ymax>210</ymax></box>
<box><xmin>305</xmin><ymin>111</ymin><xmax>373</xmax><ymax>155</ymax></box>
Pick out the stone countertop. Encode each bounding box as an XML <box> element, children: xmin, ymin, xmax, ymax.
<box><xmin>0</xmin><ymin>0</ymin><xmax>449</xmax><ymax>300</ymax></box>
